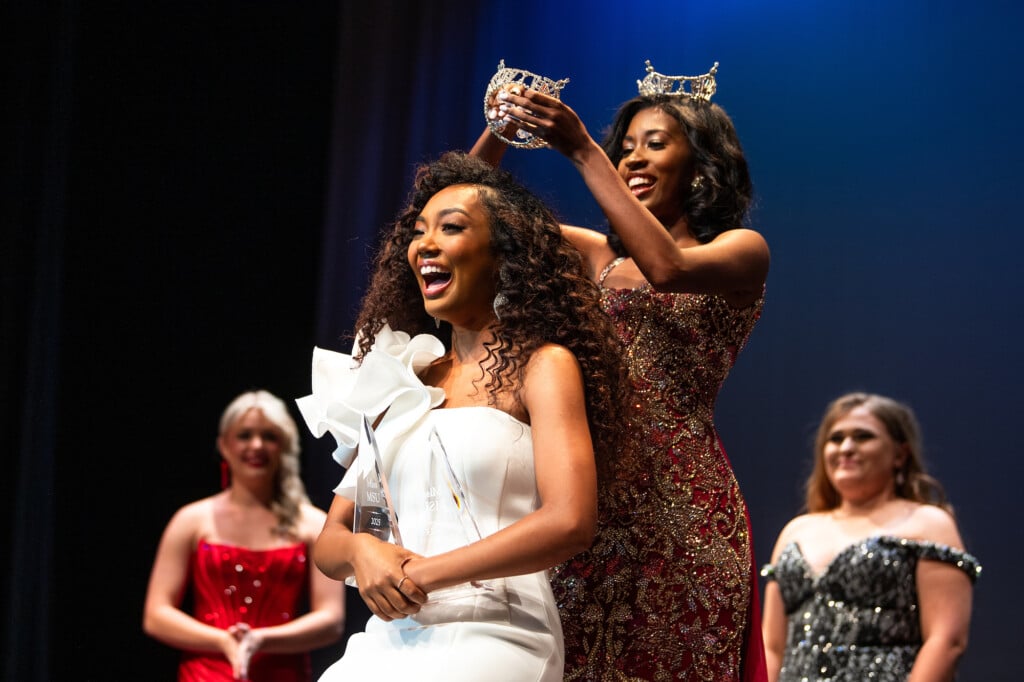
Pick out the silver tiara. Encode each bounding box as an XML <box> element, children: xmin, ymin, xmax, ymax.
<box><xmin>637</xmin><ymin>60</ymin><xmax>719</xmax><ymax>102</ymax></box>
<box><xmin>484</xmin><ymin>59</ymin><xmax>570</xmax><ymax>149</ymax></box>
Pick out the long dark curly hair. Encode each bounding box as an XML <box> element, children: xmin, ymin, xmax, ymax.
<box><xmin>601</xmin><ymin>95</ymin><xmax>753</xmax><ymax>247</ymax></box>
<box><xmin>353</xmin><ymin>151</ymin><xmax>631</xmax><ymax>471</ymax></box>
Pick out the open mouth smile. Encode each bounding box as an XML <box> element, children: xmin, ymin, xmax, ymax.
<box><xmin>420</xmin><ymin>264</ymin><xmax>452</xmax><ymax>298</ymax></box>
<box><xmin>627</xmin><ymin>174</ymin><xmax>655</xmax><ymax>197</ymax></box>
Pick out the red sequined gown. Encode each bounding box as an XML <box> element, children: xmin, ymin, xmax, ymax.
<box><xmin>552</xmin><ymin>258</ymin><xmax>767</xmax><ymax>681</ymax></box>
<box><xmin>178</xmin><ymin>540</ymin><xmax>313</xmax><ymax>682</ymax></box>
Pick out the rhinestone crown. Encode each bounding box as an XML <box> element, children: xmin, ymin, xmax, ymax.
<box><xmin>484</xmin><ymin>59</ymin><xmax>570</xmax><ymax>149</ymax></box>
<box><xmin>637</xmin><ymin>60</ymin><xmax>719</xmax><ymax>102</ymax></box>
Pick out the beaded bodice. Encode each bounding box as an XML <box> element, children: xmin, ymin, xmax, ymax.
<box><xmin>601</xmin><ymin>278</ymin><xmax>763</xmax><ymax>450</ymax></box>
<box><xmin>191</xmin><ymin>540</ymin><xmax>310</xmax><ymax>628</ymax></box>
<box><xmin>553</xmin><ymin>258</ymin><xmax>765</xmax><ymax>681</ymax></box>
<box><xmin>179</xmin><ymin>540</ymin><xmax>312</xmax><ymax>681</ymax></box>
<box><xmin>763</xmin><ymin>536</ymin><xmax>981</xmax><ymax>682</ymax></box>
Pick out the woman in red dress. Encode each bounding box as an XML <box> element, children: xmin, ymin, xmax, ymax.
<box><xmin>474</xmin><ymin>61</ymin><xmax>770</xmax><ymax>680</ymax></box>
<box><xmin>144</xmin><ymin>390</ymin><xmax>345</xmax><ymax>681</ymax></box>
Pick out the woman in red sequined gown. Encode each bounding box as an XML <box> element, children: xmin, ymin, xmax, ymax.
<box><xmin>473</xmin><ymin>64</ymin><xmax>770</xmax><ymax>680</ymax></box>
<box><xmin>144</xmin><ymin>390</ymin><xmax>345</xmax><ymax>681</ymax></box>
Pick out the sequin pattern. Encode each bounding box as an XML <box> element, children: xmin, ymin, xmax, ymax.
<box><xmin>761</xmin><ymin>536</ymin><xmax>981</xmax><ymax>682</ymax></box>
<box><xmin>553</xmin><ymin>263</ymin><xmax>764</xmax><ymax>682</ymax></box>
<box><xmin>179</xmin><ymin>540</ymin><xmax>313</xmax><ymax>682</ymax></box>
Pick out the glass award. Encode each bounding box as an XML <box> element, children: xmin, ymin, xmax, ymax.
<box><xmin>352</xmin><ymin>414</ymin><xmax>403</xmax><ymax>541</ymax></box>
<box><xmin>429</xmin><ymin>426</ymin><xmax>484</xmax><ymax>543</ymax></box>
<box><xmin>415</xmin><ymin>426</ymin><xmax>495</xmax><ymax>608</ymax></box>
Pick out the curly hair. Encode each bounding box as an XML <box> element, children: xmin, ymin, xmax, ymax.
<box><xmin>601</xmin><ymin>95</ymin><xmax>753</xmax><ymax>247</ymax></box>
<box><xmin>804</xmin><ymin>392</ymin><xmax>952</xmax><ymax>514</ymax></box>
<box><xmin>218</xmin><ymin>390</ymin><xmax>311</xmax><ymax>538</ymax></box>
<box><xmin>352</xmin><ymin>151</ymin><xmax>631</xmax><ymax>470</ymax></box>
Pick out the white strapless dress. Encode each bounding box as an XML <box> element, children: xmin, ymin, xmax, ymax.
<box><xmin>296</xmin><ymin>327</ymin><xmax>562</xmax><ymax>682</ymax></box>
<box><xmin>320</xmin><ymin>408</ymin><xmax>562</xmax><ymax>682</ymax></box>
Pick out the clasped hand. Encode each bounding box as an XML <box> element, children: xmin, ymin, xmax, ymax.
<box><xmin>224</xmin><ymin>622</ymin><xmax>261</xmax><ymax>681</ymax></box>
<box><xmin>351</xmin><ymin>534</ymin><xmax>428</xmax><ymax>621</ymax></box>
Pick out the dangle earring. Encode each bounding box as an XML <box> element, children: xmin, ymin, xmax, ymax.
<box><xmin>220</xmin><ymin>460</ymin><xmax>230</xmax><ymax>489</ymax></box>
<box><xmin>895</xmin><ymin>469</ymin><xmax>906</xmax><ymax>487</ymax></box>
<box><xmin>493</xmin><ymin>292</ymin><xmax>509</xmax><ymax>321</ymax></box>
<box><xmin>690</xmin><ymin>175</ymin><xmax>705</xmax><ymax>190</ymax></box>
<box><xmin>433</xmin><ymin>316</ymin><xmax>441</xmax><ymax>329</ymax></box>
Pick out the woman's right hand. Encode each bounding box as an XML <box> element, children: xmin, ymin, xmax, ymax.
<box><xmin>350</xmin><ymin>535</ymin><xmax>427</xmax><ymax>621</ymax></box>
<box><xmin>496</xmin><ymin>88</ymin><xmax>595</xmax><ymax>160</ymax></box>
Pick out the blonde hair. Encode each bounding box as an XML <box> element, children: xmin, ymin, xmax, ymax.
<box><xmin>219</xmin><ymin>390</ymin><xmax>310</xmax><ymax>537</ymax></box>
<box><xmin>804</xmin><ymin>392</ymin><xmax>951</xmax><ymax>514</ymax></box>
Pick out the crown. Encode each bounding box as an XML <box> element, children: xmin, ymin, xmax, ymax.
<box><xmin>637</xmin><ymin>60</ymin><xmax>719</xmax><ymax>102</ymax></box>
<box><xmin>484</xmin><ymin>59</ymin><xmax>570</xmax><ymax>149</ymax></box>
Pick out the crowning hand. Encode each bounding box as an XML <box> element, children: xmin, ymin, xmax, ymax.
<box><xmin>492</xmin><ymin>88</ymin><xmax>593</xmax><ymax>159</ymax></box>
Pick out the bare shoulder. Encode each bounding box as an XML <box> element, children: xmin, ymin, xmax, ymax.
<box><xmin>519</xmin><ymin>344</ymin><xmax>585</xmax><ymax>415</ymax></box>
<box><xmin>297</xmin><ymin>502</ymin><xmax>329</xmax><ymax>542</ymax></box>
<box><xmin>716</xmin><ymin>227</ymin><xmax>768</xmax><ymax>246</ymax></box>
<box><xmin>525</xmin><ymin>342</ymin><xmax>582</xmax><ymax>376</ymax></box>
<box><xmin>771</xmin><ymin>513</ymin><xmax>828</xmax><ymax>556</ymax></box>
<box><xmin>906</xmin><ymin>503</ymin><xmax>964</xmax><ymax>549</ymax></box>
<box><xmin>560</xmin><ymin>224</ymin><xmax>616</xmax><ymax>277</ymax></box>
<box><xmin>784</xmin><ymin>511</ymin><xmax>826</xmax><ymax>534</ymax></box>
<box><xmin>710</xmin><ymin>228</ymin><xmax>770</xmax><ymax>264</ymax></box>
<box><xmin>169</xmin><ymin>496</ymin><xmax>215</xmax><ymax>527</ymax></box>
<box><xmin>561</xmin><ymin>224</ymin><xmax>607</xmax><ymax>250</ymax></box>
<box><xmin>159</xmin><ymin>496</ymin><xmax>215</xmax><ymax>546</ymax></box>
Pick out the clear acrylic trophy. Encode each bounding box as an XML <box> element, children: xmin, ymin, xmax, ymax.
<box><xmin>429</xmin><ymin>426</ymin><xmax>483</xmax><ymax>543</ymax></box>
<box><xmin>346</xmin><ymin>415</ymin><xmax>402</xmax><ymax>588</ymax></box>
<box><xmin>418</xmin><ymin>426</ymin><xmax>495</xmax><ymax>606</ymax></box>
<box><xmin>346</xmin><ymin>418</ymin><xmax>501</xmax><ymax>614</ymax></box>
<box><xmin>352</xmin><ymin>413</ymin><xmax>402</xmax><ymax>545</ymax></box>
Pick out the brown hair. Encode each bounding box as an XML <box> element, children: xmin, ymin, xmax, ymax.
<box><xmin>804</xmin><ymin>392</ymin><xmax>951</xmax><ymax>513</ymax></box>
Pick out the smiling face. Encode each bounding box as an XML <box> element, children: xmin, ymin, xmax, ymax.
<box><xmin>218</xmin><ymin>407</ymin><xmax>284</xmax><ymax>485</ymax></box>
<box><xmin>822</xmin><ymin>406</ymin><xmax>907</xmax><ymax>504</ymax></box>
<box><xmin>617</xmin><ymin>107</ymin><xmax>694</xmax><ymax>229</ymax></box>
<box><xmin>407</xmin><ymin>184</ymin><xmax>498</xmax><ymax>329</ymax></box>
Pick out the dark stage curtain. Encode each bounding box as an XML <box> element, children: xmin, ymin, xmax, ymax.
<box><xmin>4</xmin><ymin>2</ymin><xmax>338</xmax><ymax>679</ymax></box>
<box><xmin>314</xmin><ymin>1</ymin><xmax>484</xmax><ymax>350</ymax></box>
<box><xmin>2</xmin><ymin>1</ymin><xmax>76</xmax><ymax>679</ymax></box>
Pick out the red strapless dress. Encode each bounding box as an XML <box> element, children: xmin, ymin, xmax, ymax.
<box><xmin>178</xmin><ymin>540</ymin><xmax>312</xmax><ymax>682</ymax></box>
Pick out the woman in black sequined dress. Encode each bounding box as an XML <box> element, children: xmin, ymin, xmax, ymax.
<box><xmin>761</xmin><ymin>393</ymin><xmax>980</xmax><ymax>682</ymax></box>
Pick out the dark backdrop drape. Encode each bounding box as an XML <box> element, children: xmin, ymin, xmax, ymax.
<box><xmin>4</xmin><ymin>1</ymin><xmax>340</xmax><ymax>679</ymax></box>
<box><xmin>4</xmin><ymin>1</ymin><xmax>1021</xmax><ymax>680</ymax></box>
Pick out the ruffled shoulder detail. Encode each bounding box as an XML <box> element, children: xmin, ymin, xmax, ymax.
<box><xmin>295</xmin><ymin>324</ymin><xmax>446</xmax><ymax>469</ymax></box>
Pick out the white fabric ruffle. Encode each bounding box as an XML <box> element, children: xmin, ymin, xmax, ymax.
<box><xmin>295</xmin><ymin>324</ymin><xmax>446</xmax><ymax>470</ymax></box>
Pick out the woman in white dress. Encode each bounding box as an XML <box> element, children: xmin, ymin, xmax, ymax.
<box><xmin>297</xmin><ymin>152</ymin><xmax>631</xmax><ymax>681</ymax></box>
